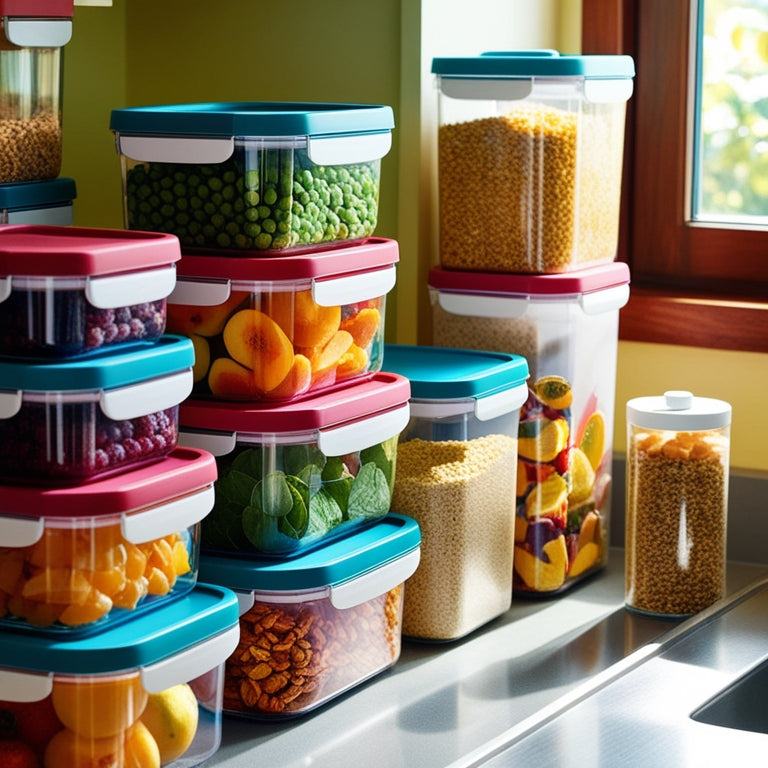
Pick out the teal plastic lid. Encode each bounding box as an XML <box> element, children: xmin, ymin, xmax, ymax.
<box><xmin>0</xmin><ymin>178</ymin><xmax>76</xmax><ymax>210</ymax></box>
<box><xmin>383</xmin><ymin>344</ymin><xmax>529</xmax><ymax>401</ymax></box>
<box><xmin>198</xmin><ymin>513</ymin><xmax>421</xmax><ymax>593</ymax></box>
<box><xmin>110</xmin><ymin>102</ymin><xmax>394</xmax><ymax>138</ymax></box>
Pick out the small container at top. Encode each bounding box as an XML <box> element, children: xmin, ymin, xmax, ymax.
<box><xmin>0</xmin><ymin>582</ymin><xmax>240</xmax><ymax>767</ymax></box>
<box><xmin>0</xmin><ymin>177</ymin><xmax>76</xmax><ymax>225</ymax></box>
<box><xmin>431</xmin><ymin>50</ymin><xmax>635</xmax><ymax>273</ymax></box>
<box><xmin>382</xmin><ymin>344</ymin><xmax>529</xmax><ymax>641</ymax></box>
<box><xmin>197</xmin><ymin>513</ymin><xmax>420</xmax><ymax>719</ymax></box>
<box><xmin>0</xmin><ymin>224</ymin><xmax>180</xmax><ymax>358</ymax></box>
<box><xmin>0</xmin><ymin>334</ymin><xmax>194</xmax><ymax>483</ymax></box>
<box><xmin>0</xmin><ymin>0</ymin><xmax>73</xmax><ymax>183</ymax></box>
<box><xmin>166</xmin><ymin>237</ymin><xmax>397</xmax><ymax>402</ymax></box>
<box><xmin>429</xmin><ymin>262</ymin><xmax>630</xmax><ymax>596</ymax></box>
<box><xmin>625</xmin><ymin>391</ymin><xmax>732</xmax><ymax>618</ymax></box>
<box><xmin>109</xmin><ymin>101</ymin><xmax>394</xmax><ymax>254</ymax></box>
<box><xmin>178</xmin><ymin>371</ymin><xmax>410</xmax><ymax>557</ymax></box>
<box><xmin>0</xmin><ymin>446</ymin><xmax>215</xmax><ymax>635</ymax></box>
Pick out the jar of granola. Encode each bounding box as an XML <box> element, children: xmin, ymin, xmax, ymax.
<box><xmin>625</xmin><ymin>391</ymin><xmax>731</xmax><ymax>618</ymax></box>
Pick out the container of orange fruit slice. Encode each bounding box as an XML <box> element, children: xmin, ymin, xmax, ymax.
<box><xmin>0</xmin><ymin>581</ymin><xmax>240</xmax><ymax>767</ymax></box>
<box><xmin>0</xmin><ymin>446</ymin><xmax>216</xmax><ymax>634</ymax></box>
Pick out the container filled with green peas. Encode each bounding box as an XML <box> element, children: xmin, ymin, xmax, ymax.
<box><xmin>109</xmin><ymin>102</ymin><xmax>394</xmax><ymax>254</ymax></box>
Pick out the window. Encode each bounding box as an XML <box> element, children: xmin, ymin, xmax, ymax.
<box><xmin>583</xmin><ymin>0</ymin><xmax>768</xmax><ymax>353</ymax></box>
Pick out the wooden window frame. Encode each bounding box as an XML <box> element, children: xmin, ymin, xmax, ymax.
<box><xmin>583</xmin><ymin>0</ymin><xmax>768</xmax><ymax>353</ymax></box>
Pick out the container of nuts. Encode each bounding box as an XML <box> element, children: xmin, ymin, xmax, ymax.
<box><xmin>625</xmin><ymin>391</ymin><xmax>732</xmax><ymax>618</ymax></box>
<box><xmin>197</xmin><ymin>513</ymin><xmax>421</xmax><ymax>719</ymax></box>
<box><xmin>431</xmin><ymin>50</ymin><xmax>635</xmax><ymax>273</ymax></box>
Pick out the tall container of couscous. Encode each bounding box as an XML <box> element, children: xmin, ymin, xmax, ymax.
<box><xmin>428</xmin><ymin>262</ymin><xmax>630</xmax><ymax>596</ymax></box>
<box><xmin>383</xmin><ymin>344</ymin><xmax>529</xmax><ymax>642</ymax></box>
<box><xmin>431</xmin><ymin>50</ymin><xmax>635</xmax><ymax>273</ymax></box>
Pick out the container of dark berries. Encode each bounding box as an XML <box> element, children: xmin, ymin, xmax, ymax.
<box><xmin>0</xmin><ymin>335</ymin><xmax>194</xmax><ymax>484</ymax></box>
<box><xmin>0</xmin><ymin>223</ymin><xmax>180</xmax><ymax>358</ymax></box>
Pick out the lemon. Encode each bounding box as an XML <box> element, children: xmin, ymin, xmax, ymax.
<box><xmin>140</xmin><ymin>683</ymin><xmax>199</xmax><ymax>764</ymax></box>
<box><xmin>568</xmin><ymin>448</ymin><xmax>596</xmax><ymax>505</ymax></box>
<box><xmin>579</xmin><ymin>411</ymin><xmax>605</xmax><ymax>472</ymax></box>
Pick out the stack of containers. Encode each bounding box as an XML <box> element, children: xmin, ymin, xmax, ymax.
<box><xmin>428</xmin><ymin>50</ymin><xmax>635</xmax><ymax>596</ymax></box>
<box><xmin>109</xmin><ymin>102</ymin><xmax>422</xmax><ymax>719</ymax></box>
<box><xmin>0</xmin><ymin>225</ymin><xmax>241</xmax><ymax>767</ymax></box>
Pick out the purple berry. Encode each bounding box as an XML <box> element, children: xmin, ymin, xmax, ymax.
<box><xmin>135</xmin><ymin>413</ymin><xmax>158</xmax><ymax>437</ymax></box>
<box><xmin>85</xmin><ymin>326</ymin><xmax>105</xmax><ymax>349</ymax></box>
<box><xmin>103</xmin><ymin>323</ymin><xmax>119</xmax><ymax>343</ymax></box>
<box><xmin>93</xmin><ymin>449</ymin><xmax>110</xmax><ymax>469</ymax></box>
<box><xmin>105</xmin><ymin>442</ymin><xmax>126</xmax><ymax>465</ymax></box>
<box><xmin>115</xmin><ymin>307</ymin><xmax>132</xmax><ymax>324</ymax></box>
<box><xmin>129</xmin><ymin>317</ymin><xmax>146</xmax><ymax>338</ymax></box>
<box><xmin>122</xmin><ymin>438</ymin><xmax>142</xmax><ymax>459</ymax></box>
<box><xmin>138</xmin><ymin>436</ymin><xmax>155</xmax><ymax>455</ymax></box>
<box><xmin>117</xmin><ymin>323</ymin><xmax>131</xmax><ymax>340</ymax></box>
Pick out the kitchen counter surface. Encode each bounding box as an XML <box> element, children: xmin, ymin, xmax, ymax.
<box><xmin>208</xmin><ymin>550</ymin><xmax>768</xmax><ymax>768</ymax></box>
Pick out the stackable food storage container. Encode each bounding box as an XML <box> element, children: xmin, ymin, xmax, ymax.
<box><xmin>0</xmin><ymin>177</ymin><xmax>76</xmax><ymax>224</ymax></box>
<box><xmin>431</xmin><ymin>50</ymin><xmax>635</xmax><ymax>273</ymax></box>
<box><xmin>197</xmin><ymin>513</ymin><xmax>420</xmax><ymax>718</ymax></box>
<box><xmin>166</xmin><ymin>237</ymin><xmax>397</xmax><ymax>401</ymax></box>
<box><xmin>429</xmin><ymin>262</ymin><xmax>630</xmax><ymax>595</ymax></box>
<box><xmin>383</xmin><ymin>344</ymin><xmax>529</xmax><ymax>641</ymax></box>
<box><xmin>109</xmin><ymin>101</ymin><xmax>394</xmax><ymax>253</ymax></box>
<box><xmin>625</xmin><ymin>391</ymin><xmax>732</xmax><ymax>618</ymax></box>
<box><xmin>0</xmin><ymin>224</ymin><xmax>180</xmax><ymax>358</ymax></box>
<box><xmin>0</xmin><ymin>335</ymin><xmax>194</xmax><ymax>483</ymax></box>
<box><xmin>0</xmin><ymin>582</ymin><xmax>240</xmax><ymax>767</ymax></box>
<box><xmin>178</xmin><ymin>371</ymin><xmax>410</xmax><ymax>556</ymax></box>
<box><xmin>0</xmin><ymin>446</ymin><xmax>216</xmax><ymax>633</ymax></box>
<box><xmin>0</xmin><ymin>0</ymin><xmax>72</xmax><ymax>183</ymax></box>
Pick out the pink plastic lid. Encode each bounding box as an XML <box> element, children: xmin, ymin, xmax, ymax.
<box><xmin>0</xmin><ymin>447</ymin><xmax>216</xmax><ymax>518</ymax></box>
<box><xmin>180</xmin><ymin>371</ymin><xmax>411</xmax><ymax>434</ymax></box>
<box><xmin>429</xmin><ymin>261</ymin><xmax>630</xmax><ymax>296</ymax></box>
<box><xmin>0</xmin><ymin>225</ymin><xmax>181</xmax><ymax>277</ymax></box>
<box><xmin>0</xmin><ymin>0</ymin><xmax>72</xmax><ymax>17</ymax></box>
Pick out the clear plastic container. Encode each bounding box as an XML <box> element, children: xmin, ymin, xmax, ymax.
<box><xmin>0</xmin><ymin>582</ymin><xmax>240</xmax><ymax>767</ymax></box>
<box><xmin>0</xmin><ymin>446</ymin><xmax>215</xmax><ymax>634</ymax></box>
<box><xmin>0</xmin><ymin>177</ymin><xmax>76</xmax><ymax>224</ymax></box>
<box><xmin>110</xmin><ymin>102</ymin><xmax>394</xmax><ymax>253</ymax></box>
<box><xmin>0</xmin><ymin>1</ymin><xmax>72</xmax><ymax>183</ymax></box>
<box><xmin>178</xmin><ymin>371</ymin><xmax>411</xmax><ymax>556</ymax></box>
<box><xmin>429</xmin><ymin>262</ymin><xmax>630</xmax><ymax>595</ymax></box>
<box><xmin>0</xmin><ymin>335</ymin><xmax>194</xmax><ymax>483</ymax></box>
<box><xmin>431</xmin><ymin>50</ymin><xmax>635</xmax><ymax>273</ymax></box>
<box><xmin>0</xmin><ymin>224</ymin><xmax>180</xmax><ymax>358</ymax></box>
<box><xmin>625</xmin><ymin>391</ymin><xmax>731</xmax><ymax>618</ymax></box>
<box><xmin>383</xmin><ymin>344</ymin><xmax>529</xmax><ymax>641</ymax></box>
<box><xmin>166</xmin><ymin>238</ymin><xmax>397</xmax><ymax>402</ymax></box>
<box><xmin>197</xmin><ymin>513</ymin><xmax>420</xmax><ymax>719</ymax></box>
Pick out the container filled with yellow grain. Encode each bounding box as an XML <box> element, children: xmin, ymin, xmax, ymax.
<box><xmin>625</xmin><ymin>391</ymin><xmax>731</xmax><ymax>619</ymax></box>
<box><xmin>383</xmin><ymin>344</ymin><xmax>529</xmax><ymax>642</ymax></box>
<box><xmin>431</xmin><ymin>50</ymin><xmax>635</xmax><ymax>273</ymax></box>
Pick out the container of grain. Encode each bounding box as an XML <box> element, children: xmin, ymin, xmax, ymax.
<box><xmin>429</xmin><ymin>262</ymin><xmax>630</xmax><ymax>596</ymax></box>
<box><xmin>383</xmin><ymin>344</ymin><xmax>529</xmax><ymax>641</ymax></box>
<box><xmin>625</xmin><ymin>391</ymin><xmax>731</xmax><ymax>618</ymax></box>
<box><xmin>431</xmin><ymin>50</ymin><xmax>635</xmax><ymax>273</ymax></box>
<box><xmin>0</xmin><ymin>1</ymin><xmax>72</xmax><ymax>183</ymax></box>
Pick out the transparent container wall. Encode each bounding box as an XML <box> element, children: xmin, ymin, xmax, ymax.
<box><xmin>0</xmin><ymin>30</ymin><xmax>63</xmax><ymax>182</ymax></box>
<box><xmin>625</xmin><ymin>423</ymin><xmax>730</xmax><ymax>618</ymax></box>
<box><xmin>119</xmin><ymin>139</ymin><xmax>382</xmax><ymax>253</ymax></box>
<box><xmin>436</xmin><ymin>81</ymin><xmax>627</xmax><ymax>273</ymax></box>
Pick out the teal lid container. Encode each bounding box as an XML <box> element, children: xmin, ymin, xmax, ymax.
<box><xmin>0</xmin><ymin>178</ymin><xmax>76</xmax><ymax>224</ymax></box>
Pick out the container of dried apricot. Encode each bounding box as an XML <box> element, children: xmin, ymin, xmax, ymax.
<box><xmin>429</xmin><ymin>262</ymin><xmax>630</xmax><ymax>596</ymax></box>
<box><xmin>0</xmin><ymin>581</ymin><xmax>240</xmax><ymax>766</ymax></box>
<box><xmin>178</xmin><ymin>371</ymin><xmax>410</xmax><ymax>556</ymax></box>
<box><xmin>431</xmin><ymin>50</ymin><xmax>635</xmax><ymax>273</ymax></box>
<box><xmin>625</xmin><ymin>391</ymin><xmax>731</xmax><ymax>618</ymax></box>
<box><xmin>197</xmin><ymin>513</ymin><xmax>420</xmax><ymax>718</ymax></box>
<box><xmin>0</xmin><ymin>446</ymin><xmax>216</xmax><ymax>634</ymax></box>
<box><xmin>383</xmin><ymin>344</ymin><xmax>529</xmax><ymax>641</ymax></box>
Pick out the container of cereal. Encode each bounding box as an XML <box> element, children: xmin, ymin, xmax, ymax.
<box><xmin>178</xmin><ymin>371</ymin><xmax>410</xmax><ymax>556</ymax></box>
<box><xmin>0</xmin><ymin>224</ymin><xmax>180</xmax><ymax>358</ymax></box>
<box><xmin>0</xmin><ymin>335</ymin><xmax>194</xmax><ymax>483</ymax></box>
<box><xmin>197</xmin><ymin>513</ymin><xmax>420</xmax><ymax>719</ymax></box>
<box><xmin>0</xmin><ymin>0</ymin><xmax>72</xmax><ymax>183</ymax></box>
<box><xmin>625</xmin><ymin>391</ymin><xmax>731</xmax><ymax>618</ymax></box>
<box><xmin>431</xmin><ymin>50</ymin><xmax>635</xmax><ymax>273</ymax></box>
<box><xmin>383</xmin><ymin>344</ymin><xmax>529</xmax><ymax>641</ymax></box>
<box><xmin>109</xmin><ymin>101</ymin><xmax>394</xmax><ymax>253</ymax></box>
<box><xmin>0</xmin><ymin>446</ymin><xmax>216</xmax><ymax>634</ymax></box>
<box><xmin>429</xmin><ymin>262</ymin><xmax>630</xmax><ymax>596</ymax></box>
<box><xmin>166</xmin><ymin>237</ymin><xmax>397</xmax><ymax>402</ymax></box>
<box><xmin>0</xmin><ymin>177</ymin><xmax>76</xmax><ymax>224</ymax></box>
<box><xmin>0</xmin><ymin>582</ymin><xmax>240</xmax><ymax>767</ymax></box>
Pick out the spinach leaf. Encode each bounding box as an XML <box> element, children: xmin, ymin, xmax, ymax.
<box><xmin>217</xmin><ymin>469</ymin><xmax>259</xmax><ymax>507</ymax></box>
<box><xmin>307</xmin><ymin>485</ymin><xmax>344</xmax><ymax>537</ymax></box>
<box><xmin>360</xmin><ymin>436</ymin><xmax>398</xmax><ymax>494</ymax></box>
<box><xmin>230</xmin><ymin>447</ymin><xmax>263</xmax><ymax>478</ymax></box>
<box><xmin>347</xmin><ymin>462</ymin><xmax>391</xmax><ymax>520</ymax></box>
